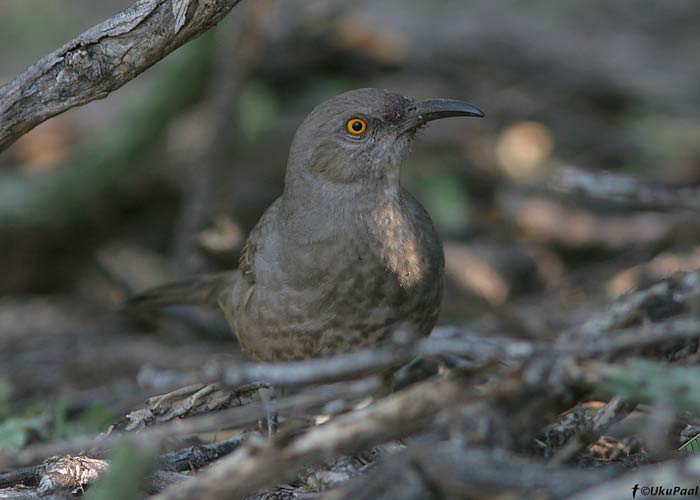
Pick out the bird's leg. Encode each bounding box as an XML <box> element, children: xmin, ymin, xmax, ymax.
<box><xmin>369</xmin><ymin>370</ymin><xmax>395</xmax><ymax>402</ymax></box>
<box><xmin>258</xmin><ymin>385</ymin><xmax>278</xmax><ymax>437</ymax></box>
<box><xmin>392</xmin><ymin>356</ymin><xmax>441</xmax><ymax>392</ymax></box>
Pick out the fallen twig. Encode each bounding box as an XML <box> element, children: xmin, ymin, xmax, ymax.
<box><xmin>565</xmin><ymin>270</ymin><xmax>700</xmax><ymax>341</ymax></box>
<box><xmin>151</xmin><ymin>375</ymin><xmax>502</xmax><ymax>500</ymax></box>
<box><xmin>322</xmin><ymin>443</ymin><xmax>616</xmax><ymax>500</ymax></box>
<box><xmin>568</xmin><ymin>454</ymin><xmax>700</xmax><ymax>500</ymax></box>
<box><xmin>0</xmin><ymin>435</ymin><xmax>249</xmax><ymax>498</ymax></box>
<box><xmin>0</xmin><ymin>378</ymin><xmax>378</xmax><ymax>471</ymax></box>
<box><xmin>552</xmin><ymin>167</ymin><xmax>700</xmax><ymax>212</ymax></box>
<box><xmin>547</xmin><ymin>397</ymin><xmax>633</xmax><ymax>465</ymax></box>
<box><xmin>140</xmin><ymin>313</ymin><xmax>700</xmax><ymax>392</ymax></box>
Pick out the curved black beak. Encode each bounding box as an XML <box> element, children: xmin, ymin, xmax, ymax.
<box><xmin>402</xmin><ymin>98</ymin><xmax>484</xmax><ymax>133</ymax></box>
<box><xmin>415</xmin><ymin>99</ymin><xmax>485</xmax><ymax>121</ymax></box>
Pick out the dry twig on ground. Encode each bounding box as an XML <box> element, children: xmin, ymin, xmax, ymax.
<box><xmin>552</xmin><ymin>167</ymin><xmax>700</xmax><ymax>212</ymax></box>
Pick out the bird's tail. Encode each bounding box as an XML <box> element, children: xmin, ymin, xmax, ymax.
<box><xmin>124</xmin><ymin>272</ymin><xmax>235</xmax><ymax>311</ymax></box>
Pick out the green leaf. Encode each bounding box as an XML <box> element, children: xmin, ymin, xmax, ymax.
<box><xmin>85</xmin><ymin>443</ymin><xmax>158</xmax><ymax>500</ymax></box>
<box><xmin>0</xmin><ymin>419</ymin><xmax>29</xmax><ymax>449</ymax></box>
<box><xmin>239</xmin><ymin>82</ymin><xmax>280</xmax><ymax>144</ymax></box>
<box><xmin>0</xmin><ymin>413</ymin><xmax>48</xmax><ymax>450</ymax></box>
<box><xmin>405</xmin><ymin>166</ymin><xmax>472</xmax><ymax>233</ymax></box>
<box><xmin>600</xmin><ymin>359</ymin><xmax>700</xmax><ymax>412</ymax></box>
<box><xmin>0</xmin><ymin>378</ymin><xmax>11</xmax><ymax>418</ymax></box>
<box><xmin>73</xmin><ymin>405</ymin><xmax>120</xmax><ymax>435</ymax></box>
<box><xmin>680</xmin><ymin>433</ymin><xmax>700</xmax><ymax>453</ymax></box>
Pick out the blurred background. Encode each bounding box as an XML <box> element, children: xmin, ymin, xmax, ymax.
<box><xmin>1</xmin><ymin>0</ymin><xmax>699</xmax><ymax>442</ymax></box>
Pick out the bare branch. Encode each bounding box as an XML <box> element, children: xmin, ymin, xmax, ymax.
<box><xmin>547</xmin><ymin>397</ymin><xmax>633</xmax><ymax>465</ymax></box>
<box><xmin>151</xmin><ymin>313</ymin><xmax>700</xmax><ymax>391</ymax></box>
<box><xmin>0</xmin><ymin>437</ymin><xmax>245</xmax><ymax>497</ymax></box>
<box><xmin>0</xmin><ymin>379</ymin><xmax>378</xmax><ymax>471</ymax></box>
<box><xmin>151</xmin><ymin>376</ymin><xmax>498</xmax><ymax>500</ymax></box>
<box><xmin>568</xmin><ymin>455</ymin><xmax>700</xmax><ymax>500</ymax></box>
<box><xmin>0</xmin><ymin>0</ymin><xmax>244</xmax><ymax>152</ymax></box>
<box><xmin>159</xmin><ymin>435</ymin><xmax>250</xmax><ymax>472</ymax></box>
<box><xmin>323</xmin><ymin>444</ymin><xmax>614</xmax><ymax>500</ymax></box>
<box><xmin>552</xmin><ymin>167</ymin><xmax>700</xmax><ymax>212</ymax></box>
<box><xmin>37</xmin><ymin>456</ymin><xmax>108</xmax><ymax>496</ymax></box>
<box><xmin>564</xmin><ymin>270</ymin><xmax>700</xmax><ymax>341</ymax></box>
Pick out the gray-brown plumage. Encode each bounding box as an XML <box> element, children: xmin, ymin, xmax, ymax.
<box><xmin>128</xmin><ymin>88</ymin><xmax>483</xmax><ymax>361</ymax></box>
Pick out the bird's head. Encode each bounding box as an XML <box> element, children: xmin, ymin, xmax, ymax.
<box><xmin>285</xmin><ymin>88</ymin><xmax>483</xmax><ymax>193</ymax></box>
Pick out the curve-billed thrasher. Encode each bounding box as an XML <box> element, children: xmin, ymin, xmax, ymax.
<box><xmin>128</xmin><ymin>88</ymin><xmax>483</xmax><ymax>361</ymax></box>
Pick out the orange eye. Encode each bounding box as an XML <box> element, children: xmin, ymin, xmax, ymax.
<box><xmin>347</xmin><ymin>118</ymin><xmax>367</xmax><ymax>135</ymax></box>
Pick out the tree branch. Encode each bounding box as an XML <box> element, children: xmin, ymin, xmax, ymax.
<box><xmin>551</xmin><ymin>167</ymin><xmax>700</xmax><ymax>212</ymax></box>
<box><xmin>150</xmin><ymin>376</ymin><xmax>484</xmax><ymax>500</ymax></box>
<box><xmin>323</xmin><ymin>444</ymin><xmax>614</xmax><ymax>500</ymax></box>
<box><xmin>0</xmin><ymin>379</ymin><xmax>379</xmax><ymax>471</ymax></box>
<box><xmin>0</xmin><ymin>0</ymin><xmax>244</xmax><ymax>153</ymax></box>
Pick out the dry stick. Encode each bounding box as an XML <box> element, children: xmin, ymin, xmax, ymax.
<box><xmin>0</xmin><ymin>378</ymin><xmax>379</xmax><ymax>472</ymax></box>
<box><xmin>184</xmin><ymin>316</ymin><xmax>700</xmax><ymax>389</ymax></box>
<box><xmin>109</xmin><ymin>382</ymin><xmax>268</xmax><ymax>432</ymax></box>
<box><xmin>548</xmin><ymin>396</ymin><xmax>633</xmax><ymax>466</ymax></box>
<box><xmin>0</xmin><ymin>0</ymin><xmax>244</xmax><ymax>153</ymax></box>
<box><xmin>160</xmin><ymin>334</ymin><xmax>540</xmax><ymax>391</ymax></box>
<box><xmin>551</xmin><ymin>166</ymin><xmax>700</xmax><ymax>212</ymax></box>
<box><xmin>0</xmin><ymin>487</ymin><xmax>69</xmax><ymax>500</ymax></box>
<box><xmin>0</xmin><ymin>435</ymin><xmax>249</xmax><ymax>495</ymax></box>
<box><xmin>573</xmin><ymin>316</ymin><xmax>700</xmax><ymax>356</ymax></box>
<box><xmin>568</xmin><ymin>454</ymin><xmax>700</xmax><ymax>500</ymax></box>
<box><xmin>563</xmin><ymin>270</ymin><xmax>700</xmax><ymax>341</ymax></box>
<box><xmin>1</xmin><ymin>310</ymin><xmax>696</xmax><ymax>473</ymax></box>
<box><xmin>159</xmin><ymin>434</ymin><xmax>251</xmax><ymax>471</ymax></box>
<box><xmin>322</xmin><ymin>443</ymin><xmax>615</xmax><ymax>500</ymax></box>
<box><xmin>151</xmin><ymin>375</ymin><xmax>516</xmax><ymax>500</ymax></box>
<box><xmin>2</xmin><ymin>314</ymin><xmax>696</xmax><ymax>472</ymax></box>
<box><xmin>0</xmin><ymin>467</ymin><xmax>38</xmax><ymax>489</ymax></box>
<box><xmin>37</xmin><ymin>455</ymin><xmax>109</xmax><ymax>495</ymax></box>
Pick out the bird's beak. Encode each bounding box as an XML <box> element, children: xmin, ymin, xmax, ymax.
<box><xmin>401</xmin><ymin>99</ymin><xmax>484</xmax><ymax>133</ymax></box>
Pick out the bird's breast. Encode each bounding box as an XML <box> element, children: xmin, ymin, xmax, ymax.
<box><xmin>231</xmin><ymin>191</ymin><xmax>443</xmax><ymax>360</ymax></box>
<box><xmin>364</xmin><ymin>197</ymin><xmax>434</xmax><ymax>289</ymax></box>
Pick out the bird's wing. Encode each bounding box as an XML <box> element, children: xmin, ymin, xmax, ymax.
<box><xmin>238</xmin><ymin>237</ymin><xmax>256</xmax><ymax>285</ymax></box>
<box><xmin>236</xmin><ymin>197</ymin><xmax>282</xmax><ymax>288</ymax></box>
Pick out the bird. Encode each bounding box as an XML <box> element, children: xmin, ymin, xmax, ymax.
<box><xmin>127</xmin><ymin>88</ymin><xmax>483</xmax><ymax>361</ymax></box>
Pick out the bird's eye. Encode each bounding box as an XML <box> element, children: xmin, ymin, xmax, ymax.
<box><xmin>347</xmin><ymin>118</ymin><xmax>367</xmax><ymax>135</ymax></box>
